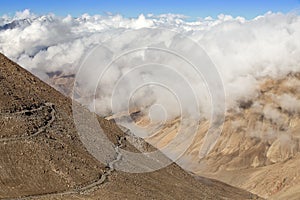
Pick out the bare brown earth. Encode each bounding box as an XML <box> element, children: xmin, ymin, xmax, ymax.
<box><xmin>47</xmin><ymin>59</ymin><xmax>300</xmax><ymax>199</ymax></box>
<box><xmin>0</xmin><ymin>53</ymin><xmax>261</xmax><ymax>199</ymax></box>
<box><xmin>131</xmin><ymin>74</ymin><xmax>300</xmax><ymax>199</ymax></box>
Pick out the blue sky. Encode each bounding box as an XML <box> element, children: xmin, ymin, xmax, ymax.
<box><xmin>1</xmin><ymin>0</ymin><xmax>300</xmax><ymax>19</ymax></box>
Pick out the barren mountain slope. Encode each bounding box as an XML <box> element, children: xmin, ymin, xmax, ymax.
<box><xmin>46</xmin><ymin>61</ymin><xmax>300</xmax><ymax>199</ymax></box>
<box><xmin>133</xmin><ymin>74</ymin><xmax>300</xmax><ymax>199</ymax></box>
<box><xmin>0</xmin><ymin>53</ymin><xmax>261</xmax><ymax>199</ymax></box>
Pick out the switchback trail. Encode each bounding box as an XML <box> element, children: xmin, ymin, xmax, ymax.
<box><xmin>0</xmin><ymin>124</ymin><xmax>125</xmax><ymax>199</ymax></box>
<box><xmin>0</xmin><ymin>102</ymin><xmax>55</xmax><ymax>142</ymax></box>
<box><xmin>0</xmin><ymin>102</ymin><xmax>126</xmax><ymax>199</ymax></box>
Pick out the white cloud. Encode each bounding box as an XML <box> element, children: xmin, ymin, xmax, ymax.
<box><xmin>276</xmin><ymin>94</ymin><xmax>300</xmax><ymax>114</ymax></box>
<box><xmin>0</xmin><ymin>10</ymin><xmax>300</xmax><ymax>118</ymax></box>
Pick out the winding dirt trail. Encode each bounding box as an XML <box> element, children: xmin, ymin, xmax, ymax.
<box><xmin>0</xmin><ymin>104</ymin><xmax>125</xmax><ymax>200</ymax></box>
<box><xmin>74</xmin><ymin>136</ymin><xmax>125</xmax><ymax>194</ymax></box>
<box><xmin>0</xmin><ymin>103</ymin><xmax>55</xmax><ymax>142</ymax></box>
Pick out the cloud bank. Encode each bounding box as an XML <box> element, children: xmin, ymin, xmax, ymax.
<box><xmin>0</xmin><ymin>10</ymin><xmax>300</xmax><ymax>119</ymax></box>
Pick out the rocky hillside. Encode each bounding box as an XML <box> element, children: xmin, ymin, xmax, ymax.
<box><xmin>46</xmin><ymin>59</ymin><xmax>300</xmax><ymax>199</ymax></box>
<box><xmin>0</xmin><ymin>53</ymin><xmax>261</xmax><ymax>199</ymax></box>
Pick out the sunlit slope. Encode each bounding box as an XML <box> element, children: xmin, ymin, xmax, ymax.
<box><xmin>0</xmin><ymin>53</ymin><xmax>260</xmax><ymax>199</ymax></box>
<box><xmin>140</xmin><ymin>74</ymin><xmax>300</xmax><ymax>199</ymax></box>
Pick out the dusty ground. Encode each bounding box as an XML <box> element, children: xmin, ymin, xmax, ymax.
<box><xmin>0</xmin><ymin>53</ymin><xmax>261</xmax><ymax>199</ymax></box>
